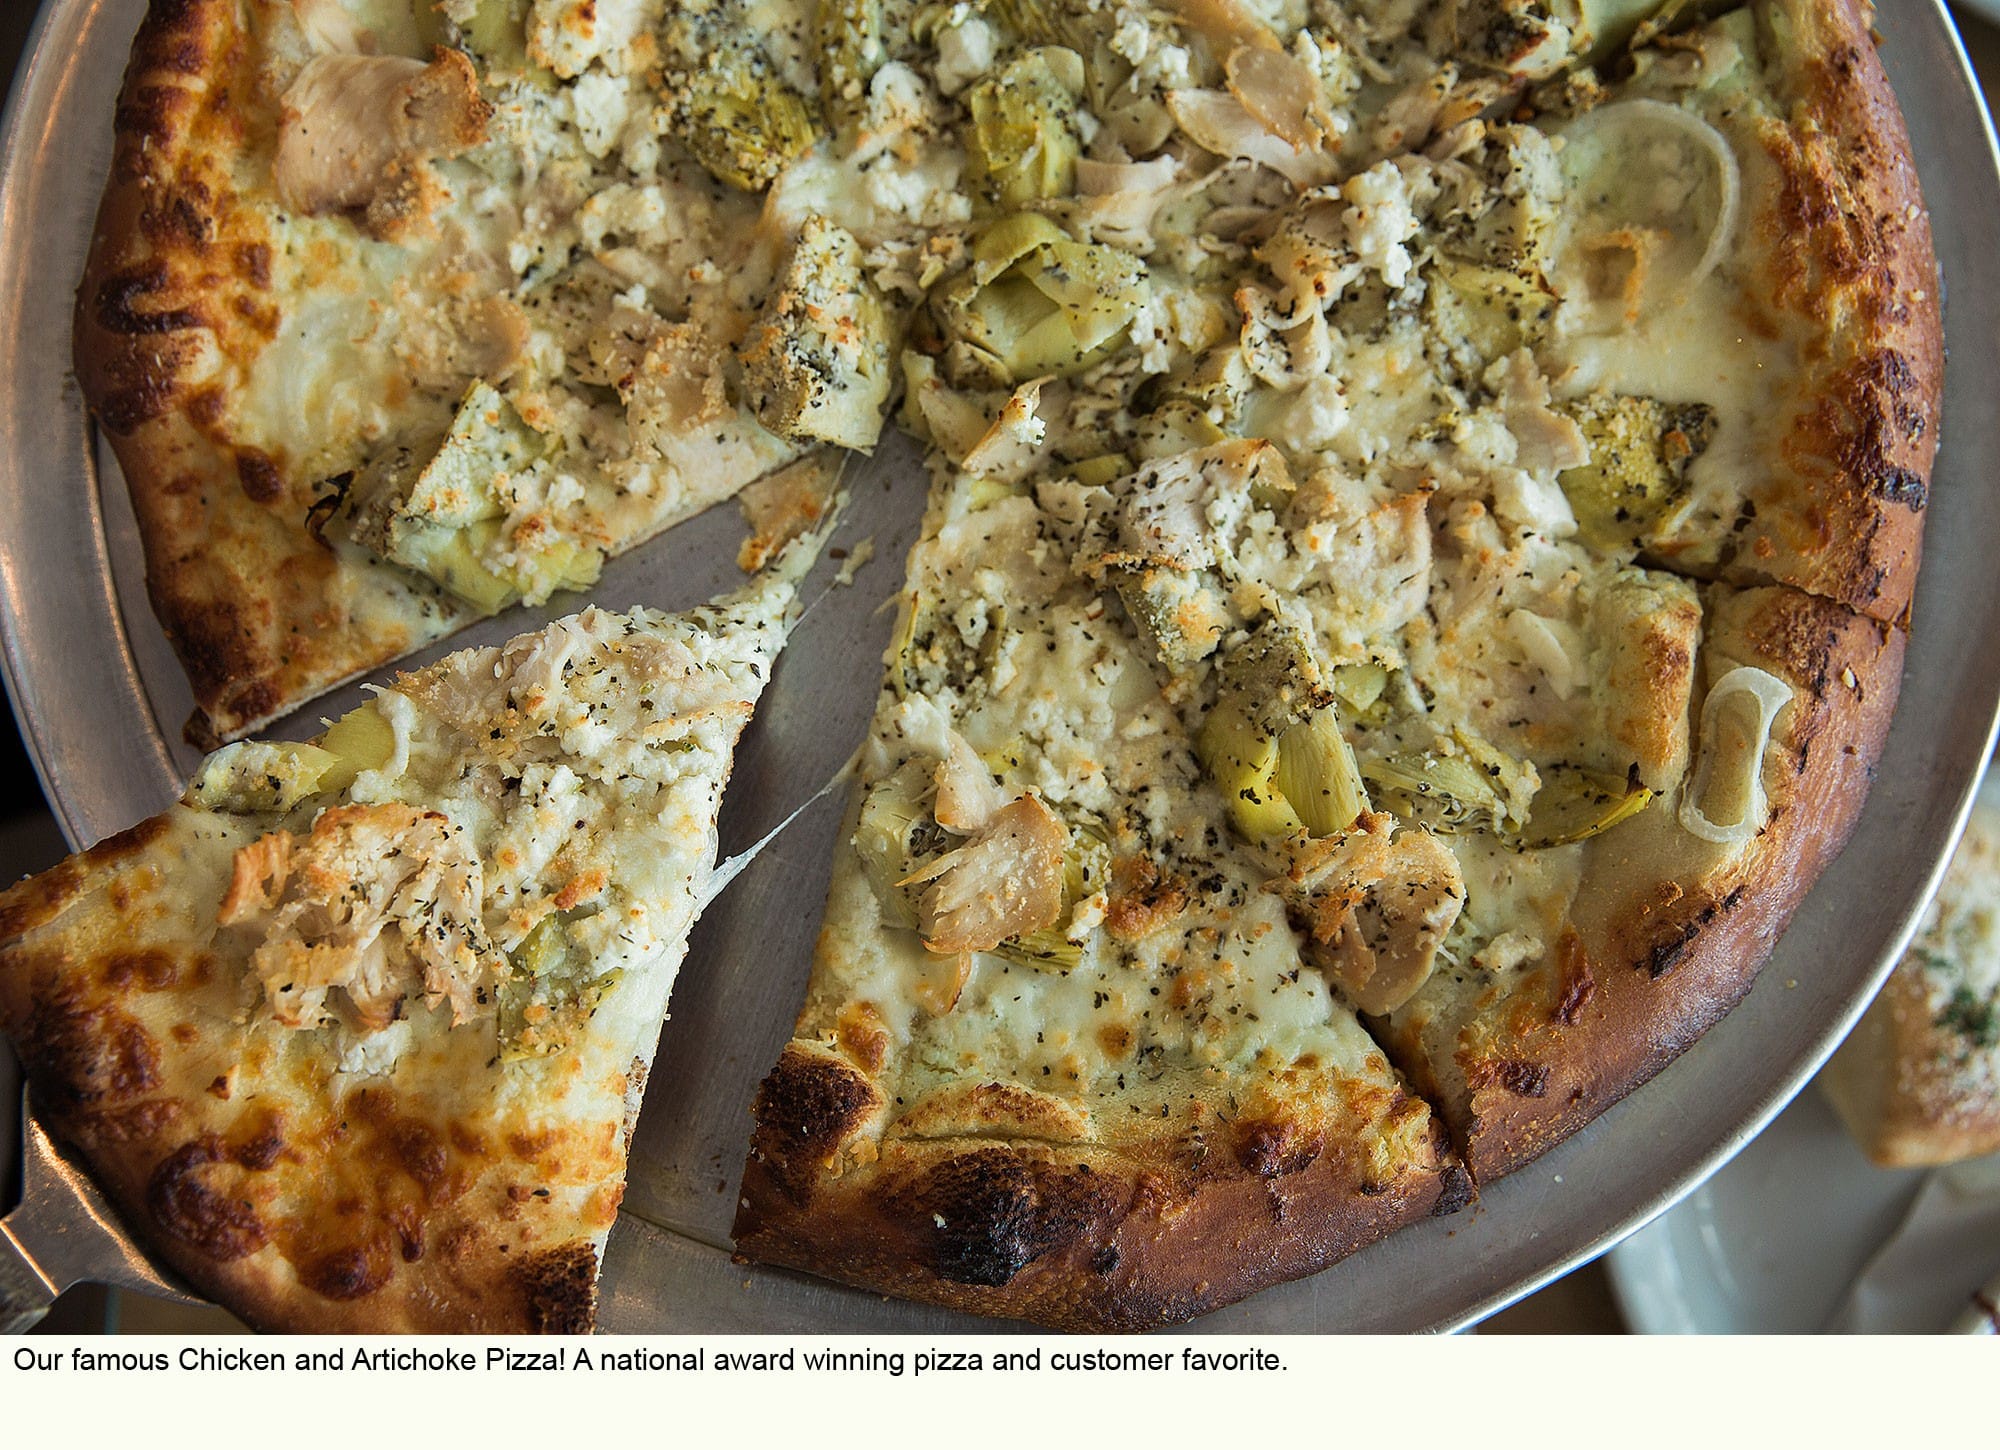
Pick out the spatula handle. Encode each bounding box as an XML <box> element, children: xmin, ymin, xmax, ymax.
<box><xmin>0</xmin><ymin>1217</ymin><xmax>55</xmax><ymax>1333</ymax></box>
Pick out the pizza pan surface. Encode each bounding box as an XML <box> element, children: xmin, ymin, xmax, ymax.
<box><xmin>1</xmin><ymin>0</ymin><xmax>1997</xmax><ymax>1334</ymax></box>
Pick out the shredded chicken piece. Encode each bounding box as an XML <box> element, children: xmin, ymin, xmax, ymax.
<box><xmin>901</xmin><ymin>796</ymin><xmax>1067</xmax><ymax>959</ymax></box>
<box><xmin>933</xmin><ymin>733</ymin><xmax>1005</xmax><ymax>834</ymax></box>
<box><xmin>273</xmin><ymin>49</ymin><xmax>492</xmax><ymax>241</ymax></box>
<box><xmin>1276</xmin><ymin>812</ymin><xmax>1466</xmax><ymax>1015</ymax></box>
<box><xmin>218</xmin><ymin>803</ymin><xmax>507</xmax><ymax>1033</ymax></box>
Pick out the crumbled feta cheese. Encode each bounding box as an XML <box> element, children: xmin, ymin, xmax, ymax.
<box><xmin>1342</xmin><ymin>161</ymin><xmax>1421</xmax><ymax>289</ymax></box>
<box><xmin>934</xmin><ymin>16</ymin><xmax>997</xmax><ymax>96</ymax></box>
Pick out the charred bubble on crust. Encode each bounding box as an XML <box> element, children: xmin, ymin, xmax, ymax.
<box><xmin>21</xmin><ymin>984</ymin><xmax>161</xmax><ymax>1111</ymax></box>
<box><xmin>1477</xmin><ymin>1060</ymin><xmax>1550</xmax><ymax>1098</ymax></box>
<box><xmin>749</xmin><ymin>1046</ymin><xmax>880</xmax><ymax>1201</ymax></box>
<box><xmin>113</xmin><ymin>84</ymin><xmax>194</xmax><ymax>156</ymax></box>
<box><xmin>1431</xmin><ymin>1162</ymin><xmax>1475</xmax><ymax>1216</ymax></box>
<box><xmin>1233</xmin><ymin>1119</ymin><xmax>1323</xmax><ymax>1178</ymax></box>
<box><xmin>517</xmin><ymin>1242</ymin><xmax>598</xmax><ymax>1334</ymax></box>
<box><xmin>235</xmin><ymin>448</ymin><xmax>283</xmax><ymax>504</ymax></box>
<box><xmin>913</xmin><ymin>1150</ymin><xmax>1114</xmax><ymax>1289</ymax></box>
<box><xmin>1553</xmin><ymin>930</ymin><xmax>1596</xmax><ymax>1026</ymax></box>
<box><xmin>299</xmin><ymin>1240</ymin><xmax>395</xmax><ymax>1302</ymax></box>
<box><xmin>101</xmin><ymin>948</ymin><xmax>180</xmax><ymax>992</ymax></box>
<box><xmin>147</xmin><ymin>1136</ymin><xmax>269</xmax><ymax>1261</ymax></box>
<box><xmin>95</xmin><ymin>265</ymin><xmax>203</xmax><ymax>337</ymax></box>
<box><xmin>1644</xmin><ymin>885</ymin><xmax>1747</xmax><ymax>979</ymax></box>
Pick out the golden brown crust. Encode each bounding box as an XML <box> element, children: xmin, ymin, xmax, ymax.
<box><xmin>1718</xmin><ymin>0</ymin><xmax>1941</xmax><ymax>622</ymax></box>
<box><xmin>1415</xmin><ymin>586</ymin><xmax>1903</xmax><ymax>1182</ymax></box>
<box><xmin>733</xmin><ymin>1043</ymin><xmax>1469</xmax><ymax>1331</ymax></box>
<box><xmin>0</xmin><ymin>806</ymin><xmax>618</xmax><ymax>1333</ymax></box>
<box><xmin>73</xmin><ymin>0</ymin><xmax>463</xmax><ymax>743</ymax></box>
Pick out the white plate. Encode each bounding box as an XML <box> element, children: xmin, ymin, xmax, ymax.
<box><xmin>1605</xmin><ymin>1086</ymin><xmax>1927</xmax><ymax>1332</ymax></box>
<box><xmin>1607</xmin><ymin>1082</ymin><xmax>2000</xmax><ymax>1333</ymax></box>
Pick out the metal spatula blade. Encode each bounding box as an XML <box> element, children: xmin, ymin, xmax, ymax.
<box><xmin>2</xmin><ymin>1092</ymin><xmax>203</xmax><ymax>1332</ymax></box>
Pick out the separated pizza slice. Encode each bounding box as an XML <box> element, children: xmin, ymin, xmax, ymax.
<box><xmin>0</xmin><ymin>519</ymin><xmax>830</xmax><ymax>1332</ymax></box>
<box><xmin>1366</xmin><ymin>582</ymin><xmax>1902</xmax><ymax>1181</ymax></box>
<box><xmin>1821</xmin><ymin>779</ymin><xmax>2000</xmax><ymax>1168</ymax></box>
<box><xmin>734</xmin><ymin>460</ymin><xmax>1467</xmax><ymax>1332</ymax></box>
<box><xmin>78</xmin><ymin>1</ymin><xmax>894</xmax><ymax>742</ymax></box>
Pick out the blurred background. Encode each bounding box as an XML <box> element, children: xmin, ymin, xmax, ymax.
<box><xmin>3</xmin><ymin>1</ymin><xmax>1997</xmax><ymax>1336</ymax></box>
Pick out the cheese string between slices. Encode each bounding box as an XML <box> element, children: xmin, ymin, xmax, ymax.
<box><xmin>699</xmin><ymin>749</ymin><xmax>863</xmax><ymax>911</ymax></box>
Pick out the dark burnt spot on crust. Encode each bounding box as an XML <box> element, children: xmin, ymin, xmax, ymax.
<box><xmin>750</xmin><ymin>1046</ymin><xmax>880</xmax><ymax>1202</ymax></box>
<box><xmin>148</xmin><ymin>1136</ymin><xmax>268</xmax><ymax>1261</ymax></box>
<box><xmin>185</xmin><ymin>386</ymin><xmax>225</xmax><ymax>429</ymax></box>
<box><xmin>234</xmin><ymin>242</ymin><xmax>271</xmax><ymax>288</ymax></box>
<box><xmin>1645</xmin><ymin>885</ymin><xmax>1748</xmax><ymax>979</ymax></box>
<box><xmin>1478</xmin><ymin>1060</ymin><xmax>1550</xmax><ymax>1099</ymax></box>
<box><xmin>1553</xmin><ymin>929</ymin><xmax>1595</xmax><ymax>1027</ymax></box>
<box><xmin>229</xmin><ymin>1124</ymin><xmax>286</xmax><ymax>1172</ymax></box>
<box><xmin>389</xmin><ymin>1119</ymin><xmax>451</xmax><ymax>1200</ymax></box>
<box><xmin>113</xmin><ymin>85</ymin><xmax>193</xmax><ymax>154</ymax></box>
<box><xmin>299</xmin><ymin>1240</ymin><xmax>394</xmax><ymax>1301</ymax></box>
<box><xmin>22</xmin><ymin>984</ymin><xmax>161</xmax><ymax>1111</ymax></box>
<box><xmin>911</xmin><ymin>1150</ymin><xmax>1115</xmax><ymax>1289</ymax></box>
<box><xmin>95</xmin><ymin>265</ymin><xmax>202</xmax><ymax>336</ymax></box>
<box><xmin>235</xmin><ymin>448</ymin><xmax>282</xmax><ymax>503</ymax></box>
<box><xmin>1233</xmin><ymin>1119</ymin><xmax>1323</xmax><ymax>1178</ymax></box>
<box><xmin>1431</xmin><ymin>1162</ymin><xmax>1474</xmax><ymax>1217</ymax></box>
<box><xmin>142</xmin><ymin>182</ymin><xmax>216</xmax><ymax>250</ymax></box>
<box><xmin>517</xmin><ymin>1242</ymin><xmax>597</xmax><ymax>1334</ymax></box>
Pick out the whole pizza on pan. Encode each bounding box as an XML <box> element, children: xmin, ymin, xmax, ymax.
<box><xmin>3</xmin><ymin>0</ymin><xmax>1942</xmax><ymax>1330</ymax></box>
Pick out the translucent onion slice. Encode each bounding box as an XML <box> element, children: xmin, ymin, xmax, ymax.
<box><xmin>1560</xmin><ymin>97</ymin><xmax>1742</xmax><ymax>298</ymax></box>
<box><xmin>1678</xmin><ymin>665</ymin><xmax>1793</xmax><ymax>845</ymax></box>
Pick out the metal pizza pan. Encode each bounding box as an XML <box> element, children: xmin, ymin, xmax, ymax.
<box><xmin>0</xmin><ymin>0</ymin><xmax>1995</xmax><ymax>1334</ymax></box>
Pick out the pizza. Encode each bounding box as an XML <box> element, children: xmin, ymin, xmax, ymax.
<box><xmin>0</xmin><ymin>521</ymin><xmax>824</xmax><ymax>1330</ymax></box>
<box><xmin>729</xmin><ymin>0</ymin><xmax>1936</xmax><ymax>1327</ymax></box>
<box><xmin>1823</xmin><ymin>779</ymin><xmax>2000</xmax><ymax>1169</ymax></box>
<box><xmin>46</xmin><ymin>0</ymin><xmax>1940</xmax><ymax>1331</ymax></box>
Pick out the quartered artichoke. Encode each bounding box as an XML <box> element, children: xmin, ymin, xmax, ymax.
<box><xmin>1559</xmin><ymin>392</ymin><xmax>1718</xmax><ymax>550</ymax></box>
<box><xmin>929</xmin><ymin>214</ymin><xmax>1151</xmax><ymax>387</ymax></box>
<box><xmin>1199</xmin><ymin>622</ymin><xmax>1370</xmax><ymax>845</ymax></box>
<box><xmin>341</xmin><ymin>382</ymin><xmax>602</xmax><ymax>615</ymax></box>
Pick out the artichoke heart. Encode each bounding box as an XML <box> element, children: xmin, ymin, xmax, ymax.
<box><xmin>1559</xmin><ymin>393</ymin><xmax>1718</xmax><ymax>549</ymax></box>
<box><xmin>673</xmin><ymin>44</ymin><xmax>819</xmax><ymax>191</ymax></box>
<box><xmin>315</xmin><ymin>702</ymin><xmax>398</xmax><ymax>794</ymax></box>
<box><xmin>1518</xmin><ymin>763</ymin><xmax>1653</xmax><ymax>848</ymax></box>
<box><xmin>1362</xmin><ymin>730</ymin><xmax>1539</xmax><ymax>836</ymax></box>
<box><xmin>932</xmin><ymin>217</ymin><xmax>1150</xmax><ymax>386</ymax></box>
<box><xmin>739</xmin><ymin>216</ymin><xmax>895</xmax><ymax>450</ymax></box>
<box><xmin>817</xmin><ymin>0</ymin><xmax>885</xmax><ymax>141</ymax></box>
<box><xmin>342</xmin><ymin>382</ymin><xmax>601</xmax><ymax>616</ymax></box>
<box><xmin>853</xmin><ymin>762</ymin><xmax>954</xmax><ymax>926</ymax></box>
<box><xmin>1425</xmin><ymin>258</ymin><xmax>1556</xmax><ymax>370</ymax></box>
<box><xmin>187</xmin><ymin>740</ymin><xmax>340</xmax><ymax>815</ymax></box>
<box><xmin>1199</xmin><ymin>623</ymin><xmax>1370</xmax><ymax>844</ymax></box>
<box><xmin>453</xmin><ymin>0</ymin><xmax>549</xmax><ymax>82</ymax></box>
<box><xmin>499</xmin><ymin>916</ymin><xmax>617</xmax><ymax>1061</ymax></box>
<box><xmin>967</xmin><ymin>48</ymin><xmax>1085</xmax><ymax>208</ymax></box>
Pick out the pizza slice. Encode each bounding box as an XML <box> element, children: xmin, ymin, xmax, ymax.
<box><xmin>0</xmin><ymin>519</ymin><xmax>828</xmax><ymax>1331</ymax></box>
<box><xmin>77</xmin><ymin>0</ymin><xmax>901</xmax><ymax>742</ymax></box>
<box><xmin>734</xmin><ymin>453</ymin><xmax>1468</xmax><ymax>1332</ymax></box>
<box><xmin>1822</xmin><ymin>781</ymin><xmax>2000</xmax><ymax>1169</ymax></box>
